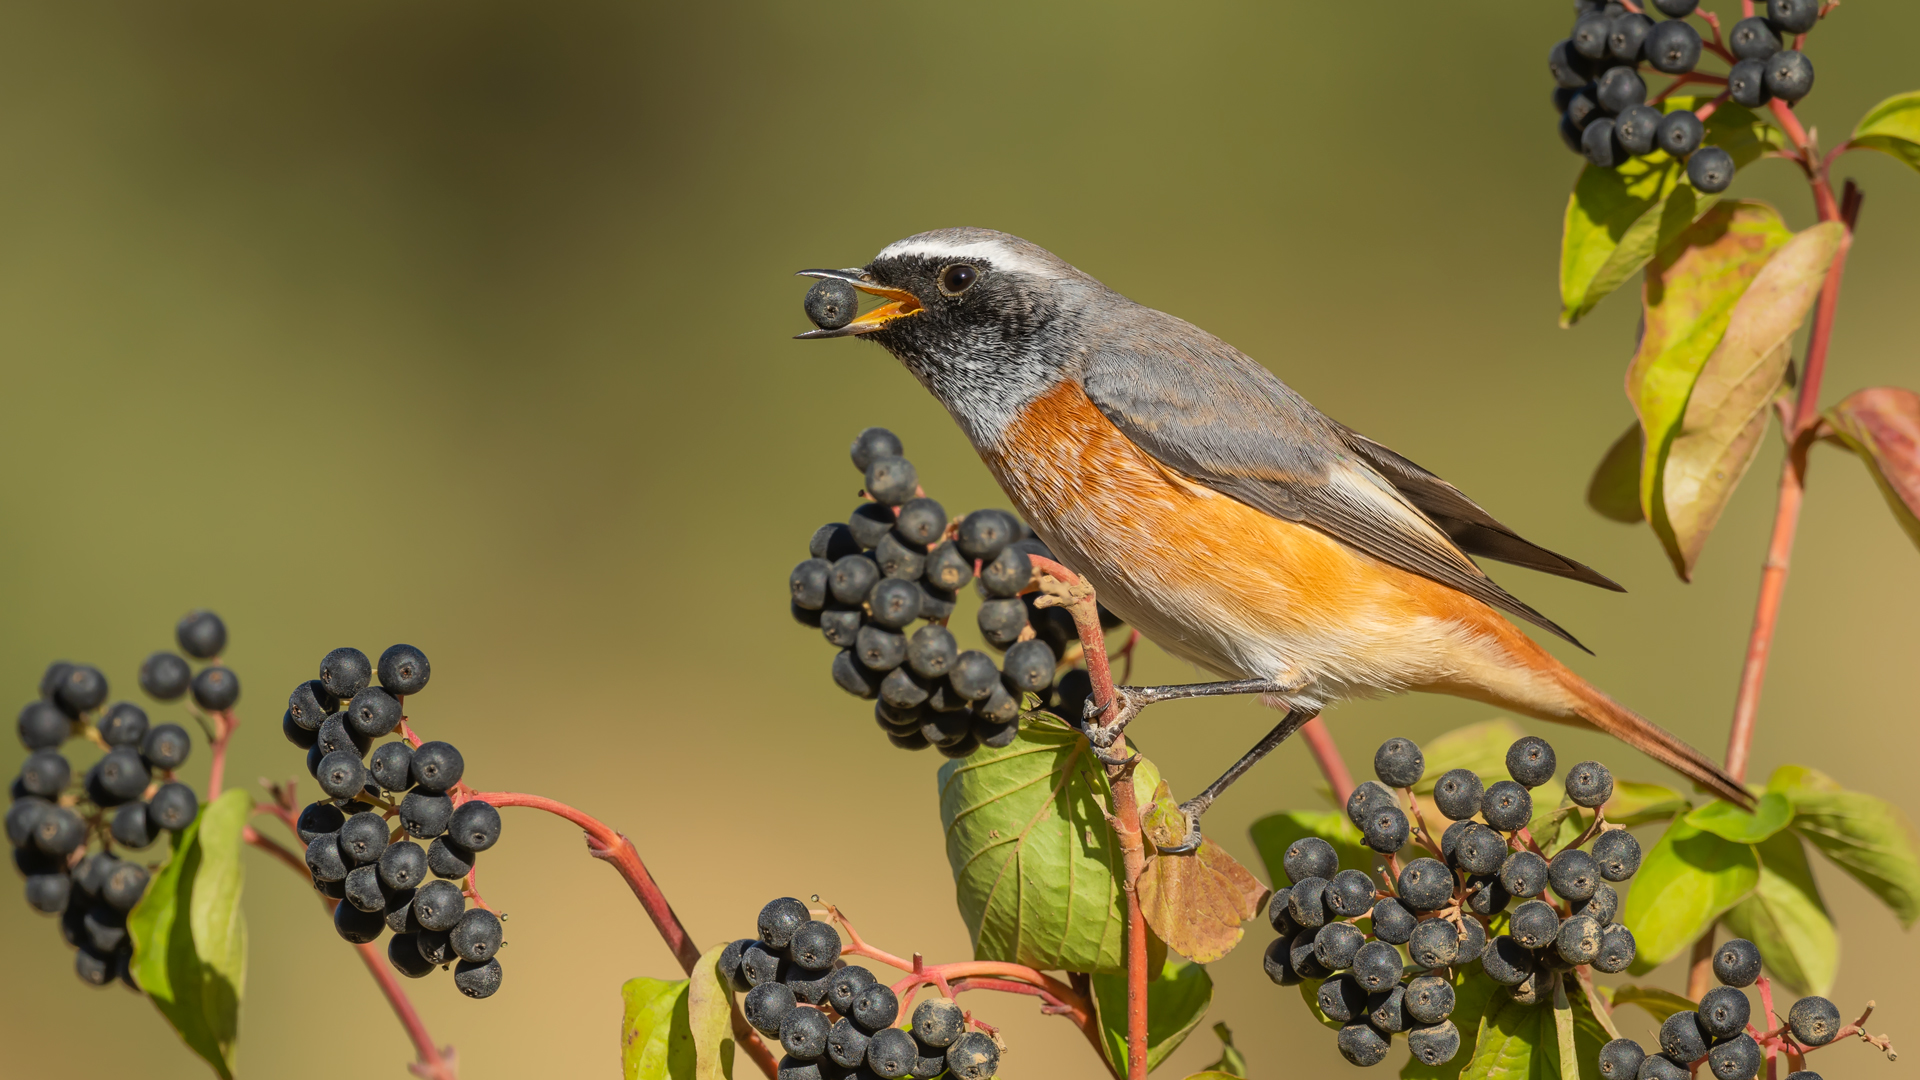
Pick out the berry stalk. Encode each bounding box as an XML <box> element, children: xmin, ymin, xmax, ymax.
<box><xmin>458</xmin><ymin>790</ymin><xmax>780</xmax><ymax>1079</ymax></box>
<box><xmin>1029</xmin><ymin>555</ymin><xmax>1150</xmax><ymax>1080</ymax></box>
<box><xmin>241</xmin><ymin>824</ymin><xmax>457</xmax><ymax>1079</ymax></box>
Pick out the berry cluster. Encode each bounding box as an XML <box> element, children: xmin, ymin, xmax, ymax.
<box><xmin>8</xmin><ymin>610</ymin><xmax>222</xmax><ymax>987</ymax></box>
<box><xmin>789</xmin><ymin>428</ymin><xmax>1116</xmax><ymax>758</ymax></box>
<box><xmin>1598</xmin><ymin>939</ymin><xmax>1842</xmax><ymax>1080</ymax></box>
<box><xmin>719</xmin><ymin>898</ymin><xmax>1003</xmax><ymax>1080</ymax></box>
<box><xmin>281</xmin><ymin>644</ymin><xmax>507</xmax><ymax>998</ymax></box>
<box><xmin>1264</xmin><ymin>735</ymin><xmax>1645</xmax><ymax>1067</ymax></box>
<box><xmin>1551</xmin><ymin>0</ymin><xmax>1823</xmax><ymax>192</ymax></box>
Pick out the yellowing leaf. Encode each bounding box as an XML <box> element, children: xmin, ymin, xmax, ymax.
<box><xmin>1560</xmin><ymin>99</ymin><xmax>1781</xmax><ymax>326</ymax></box>
<box><xmin>1138</xmin><ymin>780</ymin><xmax>1268</xmax><ymax>964</ymax></box>
<box><xmin>1626</xmin><ymin>200</ymin><xmax>1794</xmax><ymax>578</ymax></box>
<box><xmin>1824</xmin><ymin>387</ymin><xmax>1920</xmax><ymax>551</ymax></box>
<box><xmin>1587</xmin><ymin>423</ymin><xmax>1647</xmax><ymax>524</ymax></box>
<box><xmin>1662</xmin><ymin>222</ymin><xmax>1843</xmax><ymax>576</ymax></box>
<box><xmin>621</xmin><ymin>978</ymin><xmax>693</xmax><ymax>1080</ymax></box>
<box><xmin>1851</xmin><ymin>90</ymin><xmax>1920</xmax><ymax>173</ymax></box>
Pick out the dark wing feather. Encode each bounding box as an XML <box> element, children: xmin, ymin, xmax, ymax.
<box><xmin>1079</xmin><ymin>329</ymin><xmax>1591</xmax><ymax>650</ymax></box>
<box><xmin>1336</xmin><ymin>430</ymin><xmax>1625</xmax><ymax>591</ymax></box>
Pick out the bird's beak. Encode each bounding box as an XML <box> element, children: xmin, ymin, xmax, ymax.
<box><xmin>792</xmin><ymin>268</ymin><xmax>922</xmax><ymax>339</ymax></box>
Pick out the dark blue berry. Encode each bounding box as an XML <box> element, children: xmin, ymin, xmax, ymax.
<box><xmin>410</xmin><ymin>741</ymin><xmax>464</xmax><ymax>793</ymax></box>
<box><xmin>190</xmin><ymin>667</ymin><xmax>239</xmax><ymax>712</ymax></box>
<box><xmin>1713</xmin><ymin>937</ymin><xmax>1763</xmax><ymax>987</ymax></box>
<box><xmin>850</xmin><ymin>428</ymin><xmax>904</xmax><ymax>471</ymax></box>
<box><xmin>175</xmin><ymin>610</ymin><xmax>227</xmax><ymax>659</ymax></box>
<box><xmin>138</xmin><ymin>653</ymin><xmax>192</xmax><ymax>701</ymax></box>
<box><xmin>319</xmin><ymin>647</ymin><xmax>373</xmax><ymax>700</ymax></box>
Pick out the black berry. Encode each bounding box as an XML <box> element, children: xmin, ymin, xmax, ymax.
<box><xmin>1317</xmin><ymin>973</ymin><xmax>1369</xmax><ymax>1022</ymax></box>
<box><xmin>948</xmin><ymin>651</ymin><xmax>1001</xmax><ymax>702</ymax></box>
<box><xmin>1764</xmin><ymin>50</ymin><xmax>1813</xmax><ymax>103</ymax></box>
<box><xmin>740</xmin><ymin>941</ymin><xmax>785</xmax><ymax>987</ymax></box>
<box><xmin>297</xmin><ymin>802</ymin><xmax>346</xmax><ymax>843</ymax></box>
<box><xmin>389</xmin><ymin>933</ymin><xmax>437</xmax><ymax>978</ymax></box>
<box><xmin>451</xmin><ymin>908</ymin><xmax>502</xmax><ymax>963</ymax></box>
<box><xmin>413</xmin><ymin>878</ymin><xmax>466</xmax><ymax>931</ymax></box>
<box><xmin>1408</xmin><ymin>919</ymin><xmax>1461</xmax><ymax>969</ymax></box>
<box><xmin>1729</xmin><ymin>17</ymin><xmax>1779</xmax><ymax>60</ymax></box>
<box><xmin>1659</xmin><ymin>1011</ymin><xmax>1709</xmax><ymax>1064</ymax></box>
<box><xmin>190</xmin><ymin>667</ymin><xmax>239</xmax><ymax>711</ymax></box>
<box><xmin>820</xmin><ymin>609</ymin><xmax>863</xmax><ymax>650</ymax></box>
<box><xmin>149</xmin><ymin>782</ymin><xmax>199</xmax><ymax>831</ymax></box>
<box><xmin>101</xmin><ymin>862</ymin><xmax>148</xmax><ymax>911</ymax></box>
<box><xmin>370</xmin><ymin>742</ymin><xmax>414</xmax><ymax>792</ymax></box>
<box><xmin>95</xmin><ymin>749</ymin><xmax>150</xmax><ymax>802</ymax></box>
<box><xmin>448</xmin><ymin>800</ymin><xmax>501</xmax><ymax>852</ymax></box>
<box><xmin>808</xmin><ymin>523</ymin><xmax>860</xmax><ymax>562</ymax></box>
<box><xmin>316</xmin><ymin>750</ymin><xmax>369</xmax><ymax>800</ymax></box>
<box><xmin>175</xmin><ymin>610</ymin><xmax>227</xmax><ymax>658</ymax></box>
<box><xmin>97</xmin><ymin>702</ymin><xmax>150</xmax><ymax>748</ymax></box>
<box><xmin>1714</xmin><ymin>937</ymin><xmax>1763</xmax><ymax>987</ymax></box>
<box><xmin>1699</xmin><ymin>984</ymin><xmax>1751</xmax><ymax>1039</ymax></box>
<box><xmin>1728</xmin><ymin>59</ymin><xmax>1771</xmax><ymax>108</ymax></box>
<box><xmin>856</xmin><ymin>626</ymin><xmax>908</xmax><ymax>671</ymax></box>
<box><xmin>945</xmin><ymin>1032</ymin><xmax>999</xmax><ymax>1080</ymax></box>
<box><xmin>1373</xmin><ymin>737</ymin><xmax>1424</xmax><ymax>788</ymax></box>
<box><xmin>1768</xmin><ymin>0</ymin><xmax>1818</xmax><ymax>35</ymax></box>
<box><xmin>1572</xmin><ymin>14</ymin><xmax>1612</xmax><ymax>58</ymax></box>
<box><xmin>828</xmin><ymin>1018</ymin><xmax>871</xmax><ymax>1068</ymax></box>
<box><xmin>978</xmin><ymin>547</ymin><xmax>1032</xmax><ymax>598</ymax></box>
<box><xmin>1653</xmin><ymin>0</ymin><xmax>1697</xmax><ymax>15</ymax></box>
<box><xmin>923</xmin><ymin>541</ymin><xmax>973</xmax><ymax>591</ymax></box>
<box><xmin>1505</xmin><ymin>737</ymin><xmax>1556</xmax><ymax>787</ymax></box>
<box><xmin>1595</xmin><ymin>66</ymin><xmax>1646</xmax><ymax>114</ymax></box>
<box><xmin>1550</xmin><ymin>40</ymin><xmax>1594</xmax><ymax>88</ymax></box>
<box><xmin>1482</xmin><ymin>780</ymin><xmax>1532</xmax><ymax>832</ymax></box>
<box><xmin>850</xmin><ymin>428</ymin><xmax>904</xmax><ymax>471</ymax></box>
<box><xmin>428</xmin><ymin>837</ymin><xmax>475</xmax><ymax>879</ymax></box>
<box><xmin>418</xmin><ymin>927</ymin><xmax>456</xmax><ymax>964</ymax></box>
<box><xmin>864</xmin><ymin>457</ymin><xmax>917</xmax><ymax>506</ymax></box>
<box><xmin>400</xmin><ymin>789</ymin><xmax>453</xmax><ymax>839</ymax></box>
<box><xmin>454</xmin><ymin>958</ymin><xmax>503</xmax><ymax>999</ymax></box>
<box><xmin>345</xmin><ymin>865</ymin><xmax>386</xmax><ymax>912</ymax></box>
<box><xmin>1555</xmin><ymin>913</ymin><xmax>1604</xmax><ymax>966</ymax></box>
<box><xmin>1360</xmin><ymin>804</ymin><xmax>1410</xmax><ymax>853</ymax></box>
<box><xmin>1405</xmin><ymin>974</ymin><xmax>1456</xmax><ymax>1024</ymax></box>
<box><xmin>789</xmin><ymin>920</ymin><xmax>842</xmax><ymax>970</ymax></box>
<box><xmin>1345</xmin><ymin>780</ymin><xmax>1395</xmax><ymax>827</ymax></box>
<box><xmin>1336</xmin><ymin>1022</ymin><xmax>1389</xmax><ymax>1067</ymax></box>
<box><xmin>1287</xmin><ymin>876</ymin><xmax>1329</xmax><ymax>929</ymax></box>
<box><xmin>1656</xmin><ymin>109</ymin><xmax>1705</xmax><ymax>157</ymax></box>
<box><xmin>956</xmin><ymin>509</ymin><xmax>1018</xmax><ymax>561</ymax></box>
<box><xmin>138</xmin><ymin>652</ymin><xmax>192</xmax><ymax>701</ymax></box>
<box><xmin>1432</xmin><ymin>768</ymin><xmax>1483</xmax><ymax>820</ymax></box>
<box><xmin>759</xmin><ymin>897</ymin><xmax>811</xmax><ymax>949</ymax></box>
<box><xmin>848</xmin><ymin>505</ymin><xmax>895</xmax><ymax>549</ymax></box>
<box><xmin>1369</xmin><ymin>897</ymin><xmax>1416</xmax><ymax>945</ymax></box>
<box><xmin>866</xmin><ymin>578</ymin><xmax>921</xmax><ymax>631</ymax></box>
<box><xmin>1593</xmin><ymin>829</ymin><xmax>1642</xmax><ymax>881</ymax></box>
<box><xmin>1397</xmin><ymin>857</ymin><xmax>1453</xmax><ymax>912</ymax></box>
<box><xmin>339</xmin><ymin>811</ymin><xmax>391</xmax><ymax>865</ymax></box>
<box><xmin>1709</xmin><ymin>1034</ymin><xmax>1761</xmax><ymax>1080</ymax></box>
<box><xmin>1577</xmin><ymin>882</ymin><xmax>1620</xmax><ymax>924</ymax></box>
<box><xmin>826</xmin><ymin>965</ymin><xmax>877</xmax><ymax>1014</ymax></box>
<box><xmin>110</xmin><ymin>802</ymin><xmax>154</xmax><ymax>848</ymax></box>
<box><xmin>1481</xmin><ymin>936</ymin><xmax>1534</xmax><ymax>986</ymax></box>
<box><xmin>1500</xmin><ymin>850</ymin><xmax>1548</xmax><ymax>897</ymax></box>
<box><xmin>1465</xmin><ymin>873</ymin><xmax>1511</xmax><ymax>916</ymax></box>
<box><xmin>865</xmin><ymin>1027</ymin><xmax>915</xmax><ymax>1079</ymax></box>
<box><xmin>850</xmin><ymin>982</ymin><xmax>899</xmax><ymax>1032</ymax></box>
<box><xmin>1455</xmin><ymin>823</ymin><xmax>1508</xmax><ymax>876</ymax></box>
<box><xmin>1583</xmin><ymin>117</ymin><xmax>1622</xmax><ymax>167</ymax></box>
<box><xmin>1352</xmin><ymin>940</ymin><xmax>1402</xmax><ymax>993</ymax></box>
<box><xmin>1646</xmin><ymin>19</ymin><xmax>1702</xmax><ymax>74</ymax></box>
<box><xmin>1001</xmin><ymin>639</ymin><xmax>1055</xmax><ymax>694</ymax></box>
<box><xmin>1689</xmin><ymin>145</ymin><xmax>1736</xmax><ymax>193</ymax></box>
<box><xmin>1325</xmin><ymin>868</ymin><xmax>1377</xmax><ymax>918</ymax></box>
<box><xmin>1598</xmin><ymin>1038</ymin><xmax>1646</xmax><ymax>1080</ymax></box>
<box><xmin>1315</xmin><ymin>922</ymin><xmax>1365</xmax><ymax>970</ymax></box>
<box><xmin>20</xmin><ymin>750</ymin><xmax>71</xmax><ymax>797</ymax></box>
<box><xmin>379</xmin><ymin>839</ymin><xmax>429</xmax><ymax>891</ymax></box>
<box><xmin>410</xmin><ymin>741</ymin><xmax>465</xmax><ymax>793</ymax></box>
<box><xmin>345</xmin><ymin>687</ymin><xmax>401</xmax><ymax>738</ymax></box>
<box><xmin>377</xmin><ymin>644</ymin><xmax>431</xmax><ymax>696</ymax></box>
<box><xmin>1549</xmin><ymin>848</ymin><xmax>1599</xmax><ymax>901</ymax></box>
<box><xmin>910</xmin><ymin>997</ymin><xmax>965</xmax><ymax>1049</ymax></box>
<box><xmin>1615</xmin><ymin>104</ymin><xmax>1662</xmax><ymax>156</ymax></box>
<box><xmin>1407</xmin><ymin>1020</ymin><xmax>1461</xmax><ymax>1067</ymax></box>
<box><xmin>1593</xmin><ymin>923</ymin><xmax>1637</xmax><ymax>973</ymax></box>
<box><xmin>872</xmin><ymin>532</ymin><xmax>926</xmax><ymax>580</ymax></box>
<box><xmin>320</xmin><ymin>647</ymin><xmax>373</xmax><ymax>700</ymax></box>
<box><xmin>1788</xmin><ymin>996</ymin><xmax>1841</xmax><ymax>1046</ymax></box>
<box><xmin>1608</xmin><ymin>13</ymin><xmax>1653</xmax><ymax>61</ymax></box>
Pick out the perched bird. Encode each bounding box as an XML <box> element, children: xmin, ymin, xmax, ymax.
<box><xmin>798</xmin><ymin>228</ymin><xmax>1751</xmax><ymax>848</ymax></box>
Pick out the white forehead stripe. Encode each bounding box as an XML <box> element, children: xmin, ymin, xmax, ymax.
<box><xmin>874</xmin><ymin>238</ymin><xmax>1057</xmax><ymax>278</ymax></box>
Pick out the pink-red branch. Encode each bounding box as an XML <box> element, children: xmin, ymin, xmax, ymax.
<box><xmin>206</xmin><ymin>709</ymin><xmax>238</xmax><ymax>795</ymax></box>
<box><xmin>1029</xmin><ymin>555</ymin><xmax>1148</xmax><ymax>1080</ymax></box>
<box><xmin>459</xmin><ymin>790</ymin><xmax>779</xmax><ymax>1079</ymax></box>
<box><xmin>242</xmin><ymin>824</ymin><xmax>456</xmax><ymax>1079</ymax></box>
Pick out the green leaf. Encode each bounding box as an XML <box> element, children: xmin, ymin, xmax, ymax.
<box><xmin>1824</xmin><ymin>387</ymin><xmax>1920</xmax><ymax>551</ymax></box>
<box><xmin>1403</xmin><ymin>968</ymin><xmax>1500</xmax><ymax>1080</ymax></box>
<box><xmin>1249</xmin><ymin>810</ymin><xmax>1375</xmax><ymax>886</ymax></box>
<box><xmin>1093</xmin><ymin>958</ymin><xmax>1214</xmax><ymax>1074</ymax></box>
<box><xmin>1620</xmin><ymin>817</ymin><xmax>1759</xmax><ymax>971</ymax></box>
<box><xmin>1553</xmin><ymin>978</ymin><xmax>1579</xmax><ymax>1080</ymax></box>
<box><xmin>127</xmin><ymin>788</ymin><xmax>251</xmax><ymax>1080</ymax></box>
<box><xmin>1685</xmin><ymin>793</ymin><xmax>1793</xmax><ymax>844</ymax></box>
<box><xmin>1627</xmin><ymin>200</ymin><xmax>1795</xmax><ymax>579</ymax></box>
<box><xmin>620</xmin><ymin>944</ymin><xmax>735</xmax><ymax>1080</ymax></box>
<box><xmin>1602</xmin><ymin>782</ymin><xmax>1690</xmax><ymax>827</ymax></box>
<box><xmin>938</xmin><ymin>715</ymin><xmax>1134</xmax><ymax>973</ymax></box>
<box><xmin>1462</xmin><ymin>991</ymin><xmax>1551</xmax><ymax>1079</ymax></box>
<box><xmin>1587</xmin><ymin>423</ymin><xmax>1646</xmax><ymax>524</ymax></box>
<box><xmin>1609</xmin><ymin>985</ymin><xmax>1697</xmax><ymax>1023</ymax></box>
<box><xmin>1660</xmin><ymin>222</ymin><xmax>1844</xmax><ymax>575</ymax></box>
<box><xmin>621</xmin><ymin>978</ymin><xmax>694</xmax><ymax>1080</ymax></box>
<box><xmin>1850</xmin><ymin>90</ymin><xmax>1920</xmax><ymax>173</ymax></box>
<box><xmin>1200</xmin><ymin>1022</ymin><xmax>1247</xmax><ymax>1078</ymax></box>
<box><xmin>1527</xmin><ymin>800</ymin><xmax>1592</xmax><ymax>856</ymax></box>
<box><xmin>1412</xmin><ymin>719</ymin><xmax>1528</xmax><ymax>796</ymax></box>
<box><xmin>1721</xmin><ymin>831</ymin><xmax>1838</xmax><ymax>996</ymax></box>
<box><xmin>1769</xmin><ymin>765</ymin><xmax>1920</xmax><ymax>927</ymax></box>
<box><xmin>1560</xmin><ymin>99</ymin><xmax>1779</xmax><ymax>326</ymax></box>
<box><xmin>685</xmin><ymin>941</ymin><xmax>737</xmax><ymax>1080</ymax></box>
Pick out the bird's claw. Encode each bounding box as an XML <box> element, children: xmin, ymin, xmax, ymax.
<box><xmin>1154</xmin><ymin>799</ymin><xmax>1208</xmax><ymax>855</ymax></box>
<box><xmin>1090</xmin><ymin>742</ymin><xmax>1137</xmax><ymax>767</ymax></box>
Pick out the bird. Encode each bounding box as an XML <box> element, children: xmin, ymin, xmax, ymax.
<box><xmin>796</xmin><ymin>227</ymin><xmax>1752</xmax><ymax>849</ymax></box>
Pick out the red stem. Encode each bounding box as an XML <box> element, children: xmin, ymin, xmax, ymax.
<box><xmin>206</xmin><ymin>709</ymin><xmax>237</xmax><ymax>795</ymax></box>
<box><xmin>1030</xmin><ymin>556</ymin><xmax>1149</xmax><ymax>1080</ymax></box>
<box><xmin>1721</xmin><ymin>164</ymin><xmax>1859</xmax><ymax>784</ymax></box>
<box><xmin>1300</xmin><ymin>717</ymin><xmax>1354</xmax><ymax>805</ymax></box>
<box><xmin>242</xmin><ymin>826</ymin><xmax>457</xmax><ymax>1079</ymax></box>
<box><xmin>460</xmin><ymin>790</ymin><xmax>779</xmax><ymax>1079</ymax></box>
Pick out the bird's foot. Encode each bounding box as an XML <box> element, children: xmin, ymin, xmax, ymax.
<box><xmin>1155</xmin><ymin>798</ymin><xmax>1210</xmax><ymax>855</ymax></box>
<box><xmin>1081</xmin><ymin>687</ymin><xmax>1144</xmax><ymax>765</ymax></box>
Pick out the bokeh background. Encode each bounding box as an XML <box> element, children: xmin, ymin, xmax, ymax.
<box><xmin>2</xmin><ymin>2</ymin><xmax>1915</xmax><ymax>1077</ymax></box>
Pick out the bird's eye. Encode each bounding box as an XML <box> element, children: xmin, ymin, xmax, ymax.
<box><xmin>939</xmin><ymin>264</ymin><xmax>978</xmax><ymax>296</ymax></box>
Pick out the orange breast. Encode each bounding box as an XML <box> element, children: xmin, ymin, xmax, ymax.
<box><xmin>980</xmin><ymin>380</ymin><xmax>1561</xmax><ymax>710</ymax></box>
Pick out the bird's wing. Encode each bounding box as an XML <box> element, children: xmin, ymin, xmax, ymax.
<box><xmin>1334</xmin><ymin>429</ymin><xmax>1624</xmax><ymax>591</ymax></box>
<box><xmin>1079</xmin><ymin>327</ymin><xmax>1590</xmax><ymax>649</ymax></box>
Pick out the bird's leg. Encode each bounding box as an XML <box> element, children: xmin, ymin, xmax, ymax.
<box><xmin>1158</xmin><ymin>708</ymin><xmax>1321</xmax><ymax>855</ymax></box>
<box><xmin>1082</xmin><ymin>677</ymin><xmax>1305</xmax><ymax>757</ymax></box>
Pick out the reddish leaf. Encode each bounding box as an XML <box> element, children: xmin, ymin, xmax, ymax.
<box><xmin>1825</xmin><ymin>387</ymin><xmax>1920</xmax><ymax>551</ymax></box>
<box><xmin>1137</xmin><ymin>780</ymin><xmax>1268</xmax><ymax>963</ymax></box>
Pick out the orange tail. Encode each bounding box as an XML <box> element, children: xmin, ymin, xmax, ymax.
<box><xmin>1557</xmin><ymin>675</ymin><xmax>1753</xmax><ymax>809</ymax></box>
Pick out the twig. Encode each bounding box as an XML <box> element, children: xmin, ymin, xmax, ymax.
<box><xmin>206</xmin><ymin>709</ymin><xmax>238</xmax><ymax>796</ymax></box>
<box><xmin>1031</xmin><ymin>555</ymin><xmax>1149</xmax><ymax>1080</ymax></box>
<box><xmin>459</xmin><ymin>790</ymin><xmax>779</xmax><ymax>1079</ymax></box>
<box><xmin>1301</xmin><ymin>717</ymin><xmax>1354</xmax><ymax>806</ymax></box>
<box><xmin>242</xmin><ymin>826</ymin><xmax>457</xmax><ymax>1079</ymax></box>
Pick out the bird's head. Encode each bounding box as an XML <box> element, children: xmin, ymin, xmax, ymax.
<box><xmin>796</xmin><ymin>228</ymin><xmax>1109</xmax><ymax>442</ymax></box>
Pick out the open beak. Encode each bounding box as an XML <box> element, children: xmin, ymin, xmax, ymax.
<box><xmin>793</xmin><ymin>268</ymin><xmax>922</xmax><ymax>339</ymax></box>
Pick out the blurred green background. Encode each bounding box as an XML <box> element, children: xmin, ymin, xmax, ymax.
<box><xmin>2</xmin><ymin>2</ymin><xmax>1915</xmax><ymax>1077</ymax></box>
